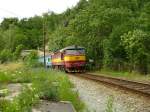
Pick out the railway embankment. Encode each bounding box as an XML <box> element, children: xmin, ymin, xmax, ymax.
<box><xmin>69</xmin><ymin>75</ymin><xmax>150</xmax><ymax>112</ymax></box>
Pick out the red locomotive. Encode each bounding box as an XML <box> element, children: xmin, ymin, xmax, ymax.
<box><xmin>51</xmin><ymin>45</ymin><xmax>86</xmax><ymax>72</ymax></box>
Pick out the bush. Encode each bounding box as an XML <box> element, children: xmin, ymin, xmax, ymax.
<box><xmin>24</xmin><ymin>50</ymin><xmax>39</xmax><ymax>67</ymax></box>
<box><xmin>13</xmin><ymin>44</ymin><xmax>24</xmax><ymax>60</ymax></box>
<box><xmin>0</xmin><ymin>49</ymin><xmax>12</xmax><ymax>63</ymax></box>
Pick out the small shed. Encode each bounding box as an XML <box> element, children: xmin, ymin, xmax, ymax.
<box><xmin>21</xmin><ymin>50</ymin><xmax>33</xmax><ymax>59</ymax></box>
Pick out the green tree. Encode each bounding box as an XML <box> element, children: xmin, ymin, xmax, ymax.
<box><xmin>0</xmin><ymin>18</ymin><xmax>18</xmax><ymax>30</ymax></box>
<box><xmin>121</xmin><ymin>29</ymin><xmax>150</xmax><ymax>74</ymax></box>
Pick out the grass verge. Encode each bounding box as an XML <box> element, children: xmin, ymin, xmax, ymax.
<box><xmin>94</xmin><ymin>69</ymin><xmax>150</xmax><ymax>82</ymax></box>
<box><xmin>0</xmin><ymin>67</ymin><xmax>84</xmax><ymax>112</ymax></box>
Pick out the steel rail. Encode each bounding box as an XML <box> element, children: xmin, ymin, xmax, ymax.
<box><xmin>70</xmin><ymin>73</ymin><xmax>150</xmax><ymax>96</ymax></box>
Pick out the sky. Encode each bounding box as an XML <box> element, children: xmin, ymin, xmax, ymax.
<box><xmin>0</xmin><ymin>0</ymin><xmax>80</xmax><ymax>22</ymax></box>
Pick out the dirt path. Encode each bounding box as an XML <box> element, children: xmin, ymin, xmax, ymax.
<box><xmin>32</xmin><ymin>101</ymin><xmax>76</xmax><ymax>112</ymax></box>
<box><xmin>69</xmin><ymin>75</ymin><xmax>150</xmax><ymax>112</ymax></box>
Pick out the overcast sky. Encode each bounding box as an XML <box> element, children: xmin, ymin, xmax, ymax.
<box><xmin>0</xmin><ymin>0</ymin><xmax>80</xmax><ymax>22</ymax></box>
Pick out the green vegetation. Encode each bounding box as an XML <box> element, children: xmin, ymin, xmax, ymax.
<box><xmin>95</xmin><ymin>69</ymin><xmax>150</xmax><ymax>82</ymax></box>
<box><xmin>0</xmin><ymin>62</ymin><xmax>23</xmax><ymax>72</ymax></box>
<box><xmin>3</xmin><ymin>0</ymin><xmax>150</xmax><ymax>109</ymax></box>
<box><xmin>24</xmin><ymin>50</ymin><xmax>40</xmax><ymax>67</ymax></box>
<box><xmin>0</xmin><ymin>68</ymin><xmax>84</xmax><ymax>112</ymax></box>
<box><xmin>105</xmin><ymin>96</ymin><xmax>116</xmax><ymax>112</ymax></box>
<box><xmin>0</xmin><ymin>88</ymin><xmax>8</xmax><ymax>97</ymax></box>
<box><xmin>0</xmin><ymin>49</ymin><xmax>12</xmax><ymax>63</ymax></box>
<box><xmin>0</xmin><ymin>0</ymin><xmax>149</xmax><ymax>74</ymax></box>
<box><xmin>13</xmin><ymin>44</ymin><xmax>24</xmax><ymax>60</ymax></box>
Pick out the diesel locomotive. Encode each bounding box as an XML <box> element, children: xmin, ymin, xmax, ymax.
<box><xmin>51</xmin><ymin>45</ymin><xmax>86</xmax><ymax>72</ymax></box>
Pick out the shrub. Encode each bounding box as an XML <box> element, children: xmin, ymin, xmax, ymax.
<box><xmin>24</xmin><ymin>50</ymin><xmax>39</xmax><ymax>67</ymax></box>
<box><xmin>0</xmin><ymin>49</ymin><xmax>12</xmax><ymax>63</ymax></box>
<box><xmin>13</xmin><ymin>44</ymin><xmax>24</xmax><ymax>60</ymax></box>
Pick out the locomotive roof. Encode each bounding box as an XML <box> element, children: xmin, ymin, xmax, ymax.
<box><xmin>60</xmin><ymin>45</ymin><xmax>85</xmax><ymax>52</ymax></box>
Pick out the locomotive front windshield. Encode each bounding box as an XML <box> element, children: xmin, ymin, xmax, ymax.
<box><xmin>65</xmin><ymin>49</ymin><xmax>85</xmax><ymax>55</ymax></box>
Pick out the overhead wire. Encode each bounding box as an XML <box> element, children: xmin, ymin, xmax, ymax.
<box><xmin>0</xmin><ymin>8</ymin><xmax>21</xmax><ymax>23</ymax></box>
<box><xmin>0</xmin><ymin>7</ymin><xmax>20</xmax><ymax>17</ymax></box>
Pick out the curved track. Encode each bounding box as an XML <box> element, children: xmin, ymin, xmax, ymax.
<box><xmin>70</xmin><ymin>73</ymin><xmax>150</xmax><ymax>96</ymax></box>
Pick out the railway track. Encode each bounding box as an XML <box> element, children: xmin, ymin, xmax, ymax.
<box><xmin>70</xmin><ymin>73</ymin><xmax>150</xmax><ymax>96</ymax></box>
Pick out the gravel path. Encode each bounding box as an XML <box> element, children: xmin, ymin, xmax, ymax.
<box><xmin>69</xmin><ymin>75</ymin><xmax>150</xmax><ymax>112</ymax></box>
<box><xmin>32</xmin><ymin>101</ymin><xmax>76</xmax><ymax>112</ymax></box>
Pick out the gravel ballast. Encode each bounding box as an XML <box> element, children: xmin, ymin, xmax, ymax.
<box><xmin>69</xmin><ymin>75</ymin><xmax>150</xmax><ymax>112</ymax></box>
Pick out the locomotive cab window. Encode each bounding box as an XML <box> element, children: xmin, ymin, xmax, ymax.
<box><xmin>65</xmin><ymin>49</ymin><xmax>85</xmax><ymax>55</ymax></box>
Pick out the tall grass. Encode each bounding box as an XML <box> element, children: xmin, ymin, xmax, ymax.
<box><xmin>0</xmin><ymin>62</ymin><xmax>23</xmax><ymax>72</ymax></box>
<box><xmin>0</xmin><ymin>68</ymin><xmax>84</xmax><ymax>112</ymax></box>
<box><xmin>96</xmin><ymin>69</ymin><xmax>150</xmax><ymax>81</ymax></box>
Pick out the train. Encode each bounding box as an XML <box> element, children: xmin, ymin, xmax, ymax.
<box><xmin>39</xmin><ymin>45</ymin><xmax>86</xmax><ymax>72</ymax></box>
<box><xmin>51</xmin><ymin>45</ymin><xmax>86</xmax><ymax>72</ymax></box>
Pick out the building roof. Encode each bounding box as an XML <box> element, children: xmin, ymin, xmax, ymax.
<box><xmin>21</xmin><ymin>50</ymin><xmax>33</xmax><ymax>57</ymax></box>
<box><xmin>39</xmin><ymin>55</ymin><xmax>51</xmax><ymax>58</ymax></box>
<box><xmin>21</xmin><ymin>50</ymin><xmax>52</xmax><ymax>57</ymax></box>
<box><xmin>38</xmin><ymin>50</ymin><xmax>52</xmax><ymax>57</ymax></box>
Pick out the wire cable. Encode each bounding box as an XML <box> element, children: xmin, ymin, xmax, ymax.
<box><xmin>0</xmin><ymin>7</ymin><xmax>20</xmax><ymax>17</ymax></box>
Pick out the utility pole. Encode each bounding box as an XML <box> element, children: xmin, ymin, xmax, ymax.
<box><xmin>43</xmin><ymin>21</ymin><xmax>46</xmax><ymax>68</ymax></box>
